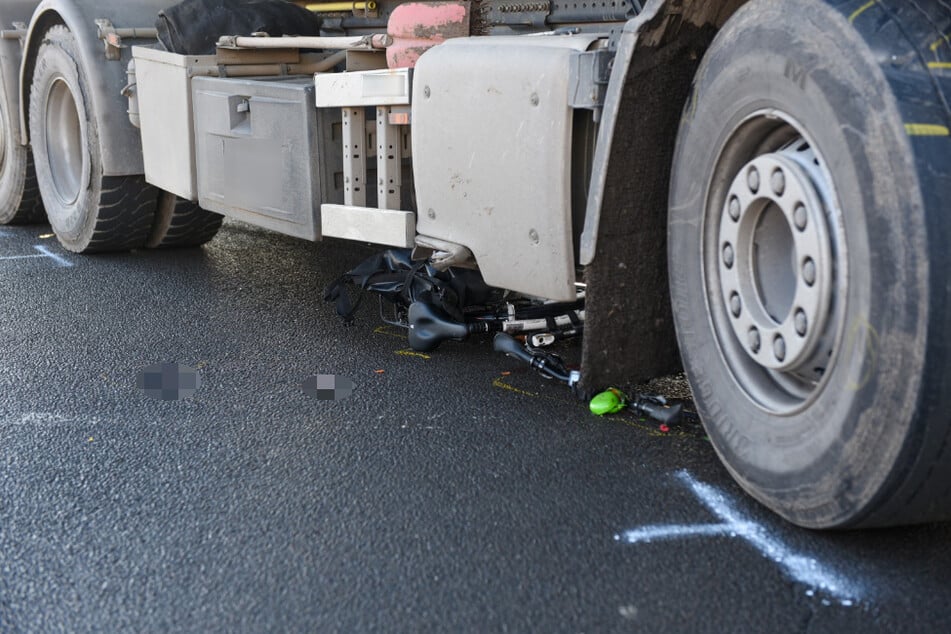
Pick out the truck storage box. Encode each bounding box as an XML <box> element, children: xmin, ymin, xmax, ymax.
<box><xmin>192</xmin><ymin>76</ymin><xmax>343</xmax><ymax>240</ymax></box>
<box><xmin>133</xmin><ymin>46</ymin><xmax>217</xmax><ymax>200</ymax></box>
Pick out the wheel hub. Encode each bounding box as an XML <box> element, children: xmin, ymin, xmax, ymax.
<box><xmin>718</xmin><ymin>147</ymin><xmax>833</xmax><ymax>371</ymax></box>
<box><xmin>45</xmin><ymin>77</ymin><xmax>84</xmax><ymax>205</ymax></box>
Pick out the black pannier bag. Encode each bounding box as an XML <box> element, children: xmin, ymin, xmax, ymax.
<box><xmin>156</xmin><ymin>0</ymin><xmax>322</xmax><ymax>55</ymax></box>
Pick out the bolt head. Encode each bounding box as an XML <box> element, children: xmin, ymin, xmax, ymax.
<box><xmin>747</xmin><ymin>167</ymin><xmax>760</xmax><ymax>194</ymax></box>
<box><xmin>728</xmin><ymin>197</ymin><xmax>741</xmax><ymax>222</ymax></box>
<box><xmin>530</xmin><ymin>93</ymin><xmax>540</xmax><ymax>106</ymax></box>
<box><xmin>802</xmin><ymin>257</ymin><xmax>817</xmax><ymax>286</ymax></box>
<box><xmin>794</xmin><ymin>204</ymin><xmax>808</xmax><ymax>231</ymax></box>
<box><xmin>771</xmin><ymin>168</ymin><xmax>785</xmax><ymax>196</ymax></box>
<box><xmin>773</xmin><ymin>335</ymin><xmax>786</xmax><ymax>362</ymax></box>
<box><xmin>795</xmin><ymin>309</ymin><xmax>808</xmax><ymax>336</ymax></box>
<box><xmin>722</xmin><ymin>243</ymin><xmax>735</xmax><ymax>269</ymax></box>
<box><xmin>748</xmin><ymin>327</ymin><xmax>761</xmax><ymax>353</ymax></box>
<box><xmin>423</xmin><ymin>85</ymin><xmax>431</xmax><ymax>98</ymax></box>
<box><xmin>729</xmin><ymin>292</ymin><xmax>742</xmax><ymax>317</ymax></box>
<box><xmin>427</xmin><ymin>208</ymin><xmax>436</xmax><ymax>219</ymax></box>
<box><xmin>529</xmin><ymin>229</ymin><xmax>540</xmax><ymax>244</ymax></box>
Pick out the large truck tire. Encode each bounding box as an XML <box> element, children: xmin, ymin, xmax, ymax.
<box><xmin>668</xmin><ymin>0</ymin><xmax>951</xmax><ymax>528</ymax></box>
<box><xmin>29</xmin><ymin>26</ymin><xmax>155</xmax><ymax>253</ymax></box>
<box><xmin>0</xmin><ymin>88</ymin><xmax>43</xmax><ymax>225</ymax></box>
<box><xmin>146</xmin><ymin>192</ymin><xmax>223</xmax><ymax>248</ymax></box>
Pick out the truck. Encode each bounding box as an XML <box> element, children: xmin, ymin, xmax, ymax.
<box><xmin>0</xmin><ymin>0</ymin><xmax>948</xmax><ymax>529</ymax></box>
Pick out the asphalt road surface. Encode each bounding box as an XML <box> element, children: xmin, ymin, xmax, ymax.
<box><xmin>1</xmin><ymin>220</ymin><xmax>949</xmax><ymax>633</ymax></box>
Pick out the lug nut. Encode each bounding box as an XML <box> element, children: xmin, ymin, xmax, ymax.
<box><xmin>794</xmin><ymin>204</ymin><xmax>808</xmax><ymax>231</ymax></box>
<box><xmin>795</xmin><ymin>309</ymin><xmax>808</xmax><ymax>336</ymax></box>
<box><xmin>747</xmin><ymin>167</ymin><xmax>760</xmax><ymax>194</ymax></box>
<box><xmin>802</xmin><ymin>257</ymin><xmax>817</xmax><ymax>286</ymax></box>
<box><xmin>773</xmin><ymin>335</ymin><xmax>786</xmax><ymax>362</ymax></box>
<box><xmin>722</xmin><ymin>243</ymin><xmax>735</xmax><ymax>269</ymax></box>
<box><xmin>748</xmin><ymin>327</ymin><xmax>761</xmax><ymax>353</ymax></box>
<box><xmin>771</xmin><ymin>169</ymin><xmax>785</xmax><ymax>196</ymax></box>
<box><xmin>728</xmin><ymin>197</ymin><xmax>741</xmax><ymax>222</ymax></box>
<box><xmin>730</xmin><ymin>292</ymin><xmax>742</xmax><ymax>317</ymax></box>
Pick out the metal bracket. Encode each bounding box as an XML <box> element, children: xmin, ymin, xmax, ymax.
<box><xmin>95</xmin><ymin>19</ymin><xmax>158</xmax><ymax>61</ymax></box>
<box><xmin>568</xmin><ymin>48</ymin><xmax>614</xmax><ymax>112</ymax></box>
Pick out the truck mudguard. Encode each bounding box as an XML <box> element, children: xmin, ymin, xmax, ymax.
<box><xmin>578</xmin><ymin>0</ymin><xmax>749</xmax><ymax>390</ymax></box>
<box><xmin>19</xmin><ymin>0</ymin><xmax>171</xmax><ymax>176</ymax></box>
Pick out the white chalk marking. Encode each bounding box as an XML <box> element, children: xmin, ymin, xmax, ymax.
<box><xmin>32</xmin><ymin>244</ymin><xmax>73</xmax><ymax>267</ymax></box>
<box><xmin>0</xmin><ymin>244</ymin><xmax>73</xmax><ymax>267</ymax></box>
<box><xmin>618</xmin><ymin>522</ymin><xmax>754</xmax><ymax>542</ymax></box>
<box><xmin>2</xmin><ymin>412</ymin><xmax>102</xmax><ymax>427</ymax></box>
<box><xmin>616</xmin><ymin>470</ymin><xmax>861</xmax><ymax>602</ymax></box>
<box><xmin>0</xmin><ymin>254</ymin><xmax>44</xmax><ymax>260</ymax></box>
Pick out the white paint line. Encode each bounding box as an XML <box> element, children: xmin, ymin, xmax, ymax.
<box><xmin>0</xmin><ymin>244</ymin><xmax>73</xmax><ymax>267</ymax></box>
<box><xmin>32</xmin><ymin>244</ymin><xmax>73</xmax><ymax>267</ymax></box>
<box><xmin>617</xmin><ymin>522</ymin><xmax>757</xmax><ymax>543</ymax></box>
<box><xmin>615</xmin><ymin>470</ymin><xmax>862</xmax><ymax>602</ymax></box>
<box><xmin>677</xmin><ymin>470</ymin><xmax>860</xmax><ymax>600</ymax></box>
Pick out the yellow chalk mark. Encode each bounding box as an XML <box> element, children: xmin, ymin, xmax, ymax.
<box><xmin>927</xmin><ymin>62</ymin><xmax>951</xmax><ymax>70</ymax></box>
<box><xmin>396</xmin><ymin>349</ymin><xmax>431</xmax><ymax>360</ymax></box>
<box><xmin>848</xmin><ymin>0</ymin><xmax>875</xmax><ymax>24</ymax></box>
<box><xmin>846</xmin><ymin>316</ymin><xmax>880</xmax><ymax>391</ymax></box>
<box><xmin>39</xmin><ymin>233</ymin><xmax>54</xmax><ymax>239</ymax></box>
<box><xmin>374</xmin><ymin>325</ymin><xmax>406</xmax><ymax>339</ymax></box>
<box><xmin>491</xmin><ymin>375</ymin><xmax>539</xmax><ymax>398</ymax></box>
<box><xmin>87</xmin><ymin>437</ymin><xmax>94</xmax><ymax>442</ymax></box>
<box><xmin>615</xmin><ymin>415</ymin><xmax>703</xmax><ymax>439</ymax></box>
<box><xmin>930</xmin><ymin>35</ymin><xmax>949</xmax><ymax>53</ymax></box>
<box><xmin>905</xmin><ymin>123</ymin><xmax>950</xmax><ymax>136</ymax></box>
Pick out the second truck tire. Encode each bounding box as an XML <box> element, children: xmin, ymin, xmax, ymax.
<box><xmin>147</xmin><ymin>192</ymin><xmax>222</xmax><ymax>248</ymax></box>
<box><xmin>0</xmin><ymin>78</ymin><xmax>43</xmax><ymax>225</ymax></box>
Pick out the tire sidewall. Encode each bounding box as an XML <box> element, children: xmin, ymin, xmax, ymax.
<box><xmin>668</xmin><ymin>0</ymin><xmax>928</xmax><ymax>526</ymax></box>
<box><xmin>0</xmin><ymin>77</ymin><xmax>28</xmax><ymax>223</ymax></box>
<box><xmin>29</xmin><ymin>30</ymin><xmax>101</xmax><ymax>250</ymax></box>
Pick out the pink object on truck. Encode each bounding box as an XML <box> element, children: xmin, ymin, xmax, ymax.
<box><xmin>386</xmin><ymin>1</ymin><xmax>470</xmax><ymax>69</ymax></box>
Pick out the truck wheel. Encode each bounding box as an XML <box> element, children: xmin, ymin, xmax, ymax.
<box><xmin>668</xmin><ymin>0</ymin><xmax>951</xmax><ymax>528</ymax></box>
<box><xmin>0</xmin><ymin>87</ymin><xmax>43</xmax><ymax>224</ymax></box>
<box><xmin>146</xmin><ymin>191</ymin><xmax>223</xmax><ymax>248</ymax></box>
<box><xmin>29</xmin><ymin>26</ymin><xmax>155</xmax><ymax>252</ymax></box>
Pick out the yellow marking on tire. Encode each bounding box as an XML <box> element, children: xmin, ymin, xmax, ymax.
<box><xmin>931</xmin><ymin>35</ymin><xmax>950</xmax><ymax>53</ymax></box>
<box><xmin>848</xmin><ymin>0</ymin><xmax>876</xmax><ymax>24</ymax></box>
<box><xmin>905</xmin><ymin>123</ymin><xmax>950</xmax><ymax>136</ymax></box>
<box><xmin>927</xmin><ymin>62</ymin><xmax>951</xmax><ymax>70</ymax></box>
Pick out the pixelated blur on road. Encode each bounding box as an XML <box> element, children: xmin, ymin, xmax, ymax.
<box><xmin>1</xmin><ymin>220</ymin><xmax>949</xmax><ymax>632</ymax></box>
